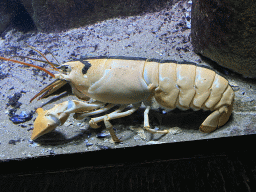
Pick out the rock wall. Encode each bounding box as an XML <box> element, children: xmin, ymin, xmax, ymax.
<box><xmin>191</xmin><ymin>0</ymin><xmax>256</xmax><ymax>78</ymax></box>
<box><xmin>0</xmin><ymin>0</ymin><xmax>170</xmax><ymax>33</ymax></box>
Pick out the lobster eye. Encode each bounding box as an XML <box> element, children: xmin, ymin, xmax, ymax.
<box><xmin>58</xmin><ymin>65</ymin><xmax>71</xmax><ymax>74</ymax></box>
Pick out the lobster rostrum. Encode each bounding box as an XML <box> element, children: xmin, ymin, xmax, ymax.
<box><xmin>0</xmin><ymin>49</ymin><xmax>235</xmax><ymax>142</ymax></box>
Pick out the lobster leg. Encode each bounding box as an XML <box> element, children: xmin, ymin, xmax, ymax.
<box><xmin>143</xmin><ymin>106</ymin><xmax>169</xmax><ymax>134</ymax></box>
<box><xmin>104</xmin><ymin>117</ymin><xmax>122</xmax><ymax>143</ymax></box>
<box><xmin>89</xmin><ymin>104</ymin><xmax>140</xmax><ymax>142</ymax></box>
<box><xmin>88</xmin><ymin>105</ymin><xmax>128</xmax><ymax>128</ymax></box>
<box><xmin>31</xmin><ymin>100</ymin><xmax>104</xmax><ymax>140</ymax></box>
<box><xmin>73</xmin><ymin>104</ymin><xmax>116</xmax><ymax>120</ymax></box>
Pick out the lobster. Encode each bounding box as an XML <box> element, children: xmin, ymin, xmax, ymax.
<box><xmin>0</xmin><ymin>52</ymin><xmax>235</xmax><ymax>143</ymax></box>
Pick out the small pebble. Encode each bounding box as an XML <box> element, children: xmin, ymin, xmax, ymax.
<box><xmin>27</xmin><ymin>127</ymin><xmax>33</xmax><ymax>131</ymax></box>
<box><xmin>49</xmin><ymin>150</ymin><xmax>55</xmax><ymax>155</ymax></box>
<box><xmin>96</xmin><ymin>132</ymin><xmax>110</xmax><ymax>138</ymax></box>
<box><xmin>147</xmin><ymin>141</ymin><xmax>161</xmax><ymax>144</ymax></box>
<box><xmin>186</xmin><ymin>22</ymin><xmax>191</xmax><ymax>29</ymax></box>
<box><xmin>9</xmin><ymin>111</ymin><xmax>33</xmax><ymax>124</ymax></box>
<box><xmin>8</xmin><ymin>138</ymin><xmax>21</xmax><ymax>145</ymax></box>
<box><xmin>96</xmin><ymin>144</ymin><xmax>110</xmax><ymax>150</ymax></box>
<box><xmin>162</xmin><ymin>110</ymin><xmax>167</xmax><ymax>114</ymax></box>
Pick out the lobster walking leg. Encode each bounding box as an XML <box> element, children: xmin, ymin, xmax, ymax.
<box><xmin>104</xmin><ymin>117</ymin><xmax>122</xmax><ymax>143</ymax></box>
<box><xmin>89</xmin><ymin>105</ymin><xmax>128</xmax><ymax>128</ymax></box>
<box><xmin>73</xmin><ymin>104</ymin><xmax>116</xmax><ymax>120</ymax></box>
<box><xmin>89</xmin><ymin>104</ymin><xmax>140</xmax><ymax>142</ymax></box>
<box><xmin>143</xmin><ymin>106</ymin><xmax>169</xmax><ymax>134</ymax></box>
<box><xmin>31</xmin><ymin>100</ymin><xmax>104</xmax><ymax>140</ymax></box>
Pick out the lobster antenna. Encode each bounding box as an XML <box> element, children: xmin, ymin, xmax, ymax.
<box><xmin>26</xmin><ymin>44</ymin><xmax>59</xmax><ymax>71</ymax></box>
<box><xmin>12</xmin><ymin>56</ymin><xmax>59</xmax><ymax>66</ymax></box>
<box><xmin>0</xmin><ymin>56</ymin><xmax>55</xmax><ymax>78</ymax></box>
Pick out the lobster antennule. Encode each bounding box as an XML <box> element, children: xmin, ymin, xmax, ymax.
<box><xmin>26</xmin><ymin>44</ymin><xmax>60</xmax><ymax>71</ymax></box>
<box><xmin>0</xmin><ymin>56</ymin><xmax>56</xmax><ymax>78</ymax></box>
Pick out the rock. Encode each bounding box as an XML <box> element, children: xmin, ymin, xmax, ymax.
<box><xmin>191</xmin><ymin>0</ymin><xmax>256</xmax><ymax>78</ymax></box>
<box><xmin>0</xmin><ymin>0</ymin><xmax>35</xmax><ymax>34</ymax></box>
<box><xmin>19</xmin><ymin>0</ymin><xmax>169</xmax><ymax>32</ymax></box>
<box><xmin>0</xmin><ymin>0</ymin><xmax>14</xmax><ymax>34</ymax></box>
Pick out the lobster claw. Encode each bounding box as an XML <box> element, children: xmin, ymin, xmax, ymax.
<box><xmin>31</xmin><ymin>108</ymin><xmax>69</xmax><ymax>140</ymax></box>
<box><xmin>31</xmin><ymin>100</ymin><xmax>102</xmax><ymax>140</ymax></box>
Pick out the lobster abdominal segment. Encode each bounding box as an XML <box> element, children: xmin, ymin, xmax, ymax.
<box><xmin>142</xmin><ymin>61</ymin><xmax>234</xmax><ymax>112</ymax></box>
